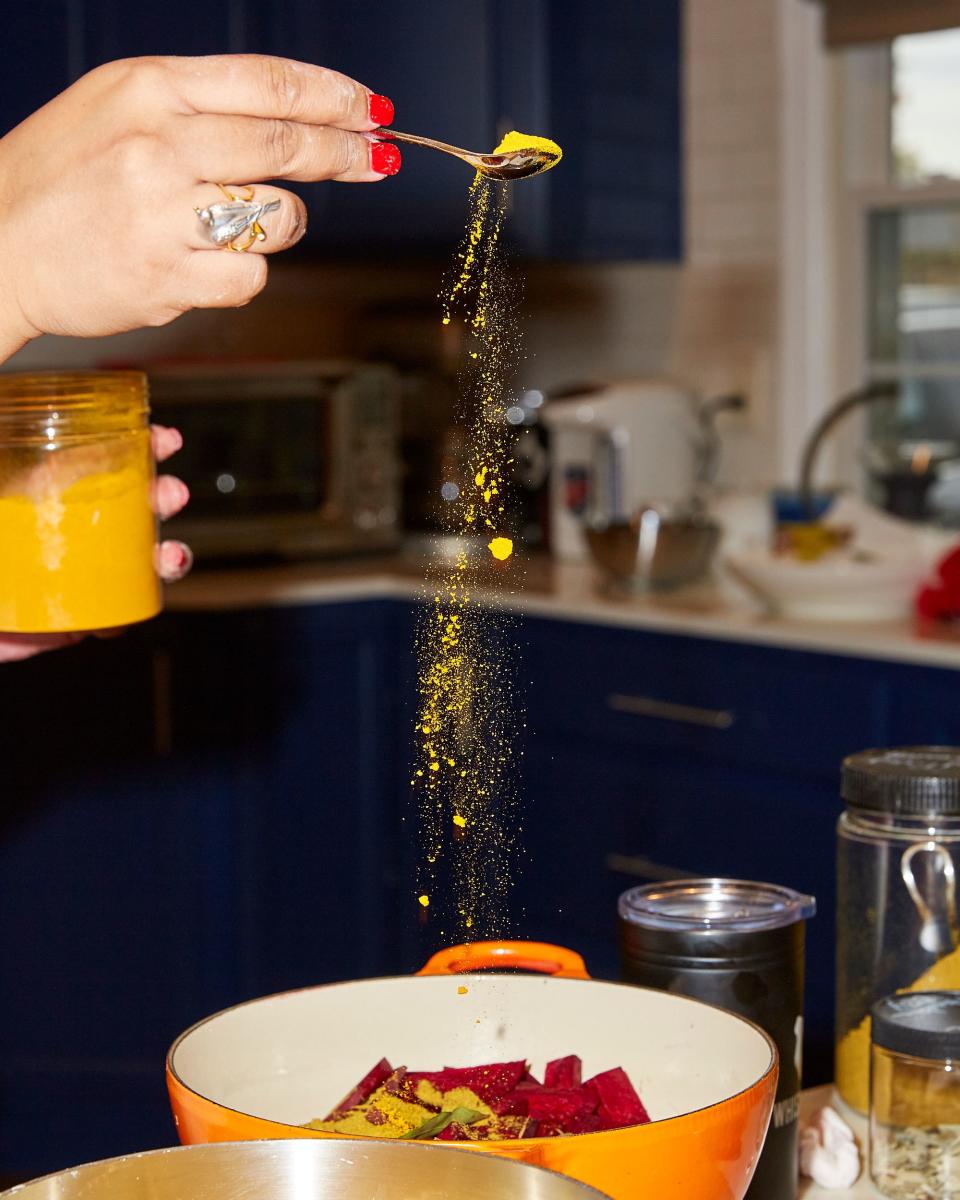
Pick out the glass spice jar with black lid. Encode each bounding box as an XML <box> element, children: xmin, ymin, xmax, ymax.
<box><xmin>870</xmin><ymin>990</ymin><xmax>960</xmax><ymax>1200</ymax></box>
<box><xmin>836</xmin><ymin>748</ymin><xmax>960</xmax><ymax>1117</ymax></box>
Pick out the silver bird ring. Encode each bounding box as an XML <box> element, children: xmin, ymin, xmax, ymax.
<box><xmin>196</xmin><ymin>184</ymin><xmax>282</xmax><ymax>252</ymax></box>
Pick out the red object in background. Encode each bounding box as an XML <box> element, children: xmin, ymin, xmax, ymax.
<box><xmin>916</xmin><ymin>544</ymin><xmax>960</xmax><ymax>621</ymax></box>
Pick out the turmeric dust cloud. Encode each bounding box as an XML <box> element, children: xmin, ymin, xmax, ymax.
<box><xmin>411</xmin><ymin>168</ymin><xmax>538</xmax><ymax>941</ymax></box>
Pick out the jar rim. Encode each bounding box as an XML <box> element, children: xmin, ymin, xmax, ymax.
<box><xmin>618</xmin><ymin>877</ymin><xmax>817</xmax><ymax>931</ymax></box>
<box><xmin>0</xmin><ymin>370</ymin><xmax>147</xmax><ymax>410</ymax></box>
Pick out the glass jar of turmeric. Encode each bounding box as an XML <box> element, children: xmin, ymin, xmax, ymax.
<box><xmin>0</xmin><ymin>371</ymin><xmax>160</xmax><ymax>632</ymax></box>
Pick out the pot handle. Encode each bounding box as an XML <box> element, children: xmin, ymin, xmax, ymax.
<box><xmin>417</xmin><ymin>940</ymin><xmax>591</xmax><ymax>979</ymax></box>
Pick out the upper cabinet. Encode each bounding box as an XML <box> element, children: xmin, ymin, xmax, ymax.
<box><xmin>497</xmin><ymin>0</ymin><xmax>683</xmax><ymax>261</ymax></box>
<box><xmin>0</xmin><ymin>0</ymin><xmax>682</xmax><ymax>261</ymax></box>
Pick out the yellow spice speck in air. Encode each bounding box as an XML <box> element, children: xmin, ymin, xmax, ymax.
<box><xmin>418</xmin><ymin>894</ymin><xmax>430</xmax><ymax>908</ymax></box>
<box><xmin>453</xmin><ymin>813</ymin><xmax>467</xmax><ymax>828</ymax></box>
<box><xmin>488</xmin><ymin>537</ymin><xmax>513</xmax><ymax>561</ymax></box>
<box><xmin>493</xmin><ymin>130</ymin><xmax>563</xmax><ymax>167</ymax></box>
<box><xmin>457</xmin><ymin>986</ymin><xmax>469</xmax><ymax>996</ymax></box>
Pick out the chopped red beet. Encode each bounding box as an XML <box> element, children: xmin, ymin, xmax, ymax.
<box><xmin>524</xmin><ymin>1087</ymin><xmax>598</xmax><ymax>1125</ymax></box>
<box><xmin>587</xmin><ymin>1067</ymin><xmax>650</xmax><ymax>1127</ymax></box>
<box><xmin>565</xmin><ymin>1112</ymin><xmax>604</xmax><ymax>1134</ymax></box>
<box><xmin>544</xmin><ymin>1055</ymin><xmax>582</xmax><ymax>1089</ymax></box>
<box><xmin>490</xmin><ymin>1093</ymin><xmax>529</xmax><ymax>1117</ymax></box>
<box><xmin>407</xmin><ymin>1060</ymin><xmax>527</xmax><ymax>1103</ymax></box>
<box><xmin>322</xmin><ymin>1057</ymin><xmax>648</xmax><ymax>1140</ymax></box>
<box><xmin>325</xmin><ymin>1058</ymin><xmax>394</xmax><ymax>1119</ymax></box>
<box><xmin>435</xmin><ymin>1123</ymin><xmax>471</xmax><ymax>1141</ymax></box>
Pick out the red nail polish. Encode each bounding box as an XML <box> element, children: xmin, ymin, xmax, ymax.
<box><xmin>371</xmin><ymin>141</ymin><xmax>401</xmax><ymax>176</ymax></box>
<box><xmin>368</xmin><ymin>93</ymin><xmax>394</xmax><ymax>127</ymax></box>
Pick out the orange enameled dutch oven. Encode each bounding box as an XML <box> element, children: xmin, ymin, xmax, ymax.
<box><xmin>167</xmin><ymin>941</ymin><xmax>778</xmax><ymax>1200</ymax></box>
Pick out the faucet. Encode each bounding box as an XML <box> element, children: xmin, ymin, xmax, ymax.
<box><xmin>798</xmin><ymin>382</ymin><xmax>898</xmax><ymax>518</ymax></box>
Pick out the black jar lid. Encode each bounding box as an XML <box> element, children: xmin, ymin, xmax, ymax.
<box><xmin>842</xmin><ymin>747</ymin><xmax>960</xmax><ymax>815</ymax></box>
<box><xmin>871</xmin><ymin>991</ymin><xmax>960</xmax><ymax>1061</ymax></box>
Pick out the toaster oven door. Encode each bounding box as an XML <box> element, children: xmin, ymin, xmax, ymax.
<box><xmin>147</xmin><ymin>366</ymin><xmax>398</xmax><ymax>559</ymax></box>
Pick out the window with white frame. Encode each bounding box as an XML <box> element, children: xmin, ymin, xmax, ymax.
<box><xmin>841</xmin><ymin>29</ymin><xmax>960</xmax><ymax>523</ymax></box>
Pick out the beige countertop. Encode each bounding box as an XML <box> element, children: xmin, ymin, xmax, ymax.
<box><xmin>164</xmin><ymin>552</ymin><xmax>960</xmax><ymax>671</ymax></box>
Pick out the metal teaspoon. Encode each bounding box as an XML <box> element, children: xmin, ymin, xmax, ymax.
<box><xmin>373</xmin><ymin>128</ymin><xmax>559</xmax><ymax>180</ymax></box>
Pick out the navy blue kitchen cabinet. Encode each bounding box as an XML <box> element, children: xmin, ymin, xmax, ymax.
<box><xmin>248</xmin><ymin>0</ymin><xmax>682</xmax><ymax>260</ymax></box>
<box><xmin>508</xmin><ymin>615</ymin><xmax>960</xmax><ymax>1089</ymax></box>
<box><xmin>0</xmin><ymin>599</ymin><xmax>404</xmax><ymax>1180</ymax></box>
<box><xmin>1</xmin><ymin>1</ymin><xmax>681</xmax><ymax>261</ymax></box>
<box><xmin>4</xmin><ymin>588</ymin><xmax>957</xmax><ymax>1179</ymax></box>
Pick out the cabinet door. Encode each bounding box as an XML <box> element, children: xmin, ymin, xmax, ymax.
<box><xmin>202</xmin><ymin>601</ymin><xmax>405</xmax><ymax>994</ymax></box>
<box><xmin>78</xmin><ymin>1</ymin><xmax>245</xmax><ymax>66</ymax></box>
<box><xmin>0</xmin><ymin>629</ymin><xmax>207</xmax><ymax>1176</ymax></box>
<box><xmin>0</xmin><ymin>599</ymin><xmax>405</xmax><ymax>1179</ymax></box>
<box><xmin>494</xmin><ymin>0</ymin><xmax>682</xmax><ymax>260</ymax></box>
<box><xmin>250</xmin><ymin>0</ymin><xmax>496</xmax><ymax>255</ymax></box>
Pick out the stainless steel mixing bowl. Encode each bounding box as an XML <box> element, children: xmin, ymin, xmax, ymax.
<box><xmin>1</xmin><ymin>1139</ymin><xmax>611</xmax><ymax>1200</ymax></box>
<box><xmin>585</xmin><ymin>510</ymin><xmax>720</xmax><ymax>592</ymax></box>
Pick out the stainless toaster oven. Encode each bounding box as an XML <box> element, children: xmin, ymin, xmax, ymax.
<box><xmin>146</xmin><ymin>360</ymin><xmax>401</xmax><ymax>560</ymax></box>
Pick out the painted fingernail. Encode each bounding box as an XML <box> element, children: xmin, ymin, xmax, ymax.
<box><xmin>161</xmin><ymin>540</ymin><xmax>194</xmax><ymax>581</ymax></box>
<box><xmin>368</xmin><ymin>93</ymin><xmax>394</xmax><ymax>127</ymax></box>
<box><xmin>371</xmin><ymin>142</ymin><xmax>401</xmax><ymax>176</ymax></box>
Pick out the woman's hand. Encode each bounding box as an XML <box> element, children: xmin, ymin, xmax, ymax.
<box><xmin>0</xmin><ymin>55</ymin><xmax>398</xmax><ymax>359</ymax></box>
<box><xmin>0</xmin><ymin>424</ymin><xmax>191</xmax><ymax>663</ymax></box>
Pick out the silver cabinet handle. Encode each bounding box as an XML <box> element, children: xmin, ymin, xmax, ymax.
<box><xmin>606</xmin><ymin>853</ymin><xmax>696</xmax><ymax>880</ymax></box>
<box><xmin>607</xmin><ymin>692</ymin><xmax>735</xmax><ymax>730</ymax></box>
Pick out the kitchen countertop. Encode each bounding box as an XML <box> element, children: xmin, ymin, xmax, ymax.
<box><xmin>165</xmin><ymin>551</ymin><xmax>960</xmax><ymax>671</ymax></box>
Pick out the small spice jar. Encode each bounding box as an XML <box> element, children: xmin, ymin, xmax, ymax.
<box><xmin>870</xmin><ymin>991</ymin><xmax>960</xmax><ymax>1200</ymax></box>
<box><xmin>0</xmin><ymin>371</ymin><xmax>160</xmax><ymax>632</ymax></box>
<box><xmin>836</xmin><ymin>748</ymin><xmax>960</xmax><ymax>1116</ymax></box>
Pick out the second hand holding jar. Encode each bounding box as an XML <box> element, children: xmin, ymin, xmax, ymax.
<box><xmin>0</xmin><ymin>371</ymin><xmax>160</xmax><ymax>632</ymax></box>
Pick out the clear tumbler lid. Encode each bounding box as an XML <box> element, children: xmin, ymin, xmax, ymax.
<box><xmin>618</xmin><ymin>878</ymin><xmax>817</xmax><ymax>932</ymax></box>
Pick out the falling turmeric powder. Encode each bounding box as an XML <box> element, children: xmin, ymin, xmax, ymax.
<box><xmin>411</xmin><ymin>138</ymin><xmax>560</xmax><ymax>937</ymax></box>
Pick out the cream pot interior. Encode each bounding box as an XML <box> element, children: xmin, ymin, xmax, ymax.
<box><xmin>169</xmin><ymin>974</ymin><xmax>775</xmax><ymax>1126</ymax></box>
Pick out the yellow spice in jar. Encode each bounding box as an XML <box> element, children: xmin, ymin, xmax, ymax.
<box><xmin>0</xmin><ymin>463</ymin><xmax>159</xmax><ymax>632</ymax></box>
<box><xmin>836</xmin><ymin>943</ymin><xmax>960</xmax><ymax>1114</ymax></box>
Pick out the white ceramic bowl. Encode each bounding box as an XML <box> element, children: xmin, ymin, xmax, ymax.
<box><xmin>724</xmin><ymin>547</ymin><xmax>925</xmax><ymax>621</ymax></box>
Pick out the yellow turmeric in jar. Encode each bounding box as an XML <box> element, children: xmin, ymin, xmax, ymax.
<box><xmin>0</xmin><ymin>372</ymin><xmax>160</xmax><ymax>633</ymax></box>
<box><xmin>836</xmin><ymin>942</ymin><xmax>960</xmax><ymax>1114</ymax></box>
